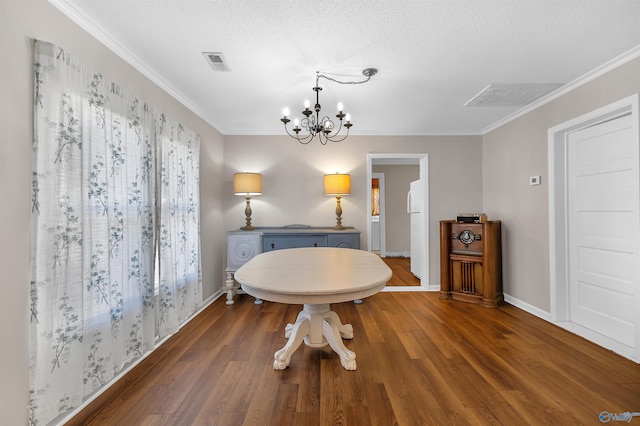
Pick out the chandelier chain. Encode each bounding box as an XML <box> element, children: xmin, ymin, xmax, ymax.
<box><xmin>316</xmin><ymin>73</ymin><xmax>373</xmax><ymax>86</ymax></box>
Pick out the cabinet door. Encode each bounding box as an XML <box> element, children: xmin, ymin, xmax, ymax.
<box><xmin>263</xmin><ymin>235</ymin><xmax>328</xmax><ymax>252</ymax></box>
<box><xmin>227</xmin><ymin>234</ymin><xmax>261</xmax><ymax>269</ymax></box>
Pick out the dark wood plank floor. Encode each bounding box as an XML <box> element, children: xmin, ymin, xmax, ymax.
<box><xmin>69</xmin><ymin>290</ymin><xmax>640</xmax><ymax>425</ymax></box>
<box><xmin>382</xmin><ymin>257</ymin><xmax>420</xmax><ymax>286</ymax></box>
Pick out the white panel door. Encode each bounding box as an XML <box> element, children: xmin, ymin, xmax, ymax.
<box><xmin>567</xmin><ymin>114</ymin><xmax>639</xmax><ymax>347</ymax></box>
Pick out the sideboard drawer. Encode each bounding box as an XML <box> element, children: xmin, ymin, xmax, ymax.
<box><xmin>263</xmin><ymin>235</ymin><xmax>328</xmax><ymax>252</ymax></box>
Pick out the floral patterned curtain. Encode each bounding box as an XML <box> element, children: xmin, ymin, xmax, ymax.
<box><xmin>30</xmin><ymin>40</ymin><xmax>201</xmax><ymax>425</ymax></box>
<box><xmin>155</xmin><ymin>114</ymin><xmax>202</xmax><ymax>337</ymax></box>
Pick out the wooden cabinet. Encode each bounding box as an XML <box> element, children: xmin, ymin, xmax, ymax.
<box><xmin>439</xmin><ymin>220</ymin><xmax>502</xmax><ymax>308</ymax></box>
<box><xmin>225</xmin><ymin>227</ymin><xmax>360</xmax><ymax>304</ymax></box>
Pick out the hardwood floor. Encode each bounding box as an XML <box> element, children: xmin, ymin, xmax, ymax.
<box><xmin>382</xmin><ymin>257</ymin><xmax>420</xmax><ymax>286</ymax></box>
<box><xmin>69</xmin><ymin>290</ymin><xmax>640</xmax><ymax>425</ymax></box>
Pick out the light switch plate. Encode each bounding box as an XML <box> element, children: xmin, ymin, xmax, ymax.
<box><xmin>529</xmin><ymin>175</ymin><xmax>541</xmax><ymax>186</ymax></box>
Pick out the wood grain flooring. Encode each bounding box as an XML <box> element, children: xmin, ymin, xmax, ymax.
<box><xmin>69</xmin><ymin>288</ymin><xmax>640</xmax><ymax>425</ymax></box>
<box><xmin>381</xmin><ymin>257</ymin><xmax>420</xmax><ymax>286</ymax></box>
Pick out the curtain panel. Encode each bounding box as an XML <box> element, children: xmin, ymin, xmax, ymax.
<box><xmin>30</xmin><ymin>40</ymin><xmax>202</xmax><ymax>426</ymax></box>
<box><xmin>156</xmin><ymin>114</ymin><xmax>202</xmax><ymax>337</ymax></box>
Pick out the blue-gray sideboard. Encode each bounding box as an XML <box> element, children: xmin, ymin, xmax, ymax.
<box><xmin>225</xmin><ymin>226</ymin><xmax>361</xmax><ymax>304</ymax></box>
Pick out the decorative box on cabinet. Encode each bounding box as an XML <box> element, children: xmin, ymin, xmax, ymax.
<box><xmin>439</xmin><ymin>220</ymin><xmax>502</xmax><ymax>308</ymax></box>
<box><xmin>225</xmin><ymin>227</ymin><xmax>360</xmax><ymax>304</ymax></box>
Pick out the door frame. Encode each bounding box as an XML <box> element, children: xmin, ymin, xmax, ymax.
<box><xmin>366</xmin><ymin>153</ymin><xmax>430</xmax><ymax>291</ymax></box>
<box><xmin>548</xmin><ymin>94</ymin><xmax>640</xmax><ymax>362</ymax></box>
<box><xmin>371</xmin><ymin>172</ymin><xmax>386</xmax><ymax>257</ymax></box>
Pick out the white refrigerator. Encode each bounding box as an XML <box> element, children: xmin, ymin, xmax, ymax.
<box><xmin>407</xmin><ymin>179</ymin><xmax>423</xmax><ymax>279</ymax></box>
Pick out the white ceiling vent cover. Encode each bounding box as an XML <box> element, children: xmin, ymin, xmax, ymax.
<box><xmin>464</xmin><ymin>83</ymin><xmax>563</xmax><ymax>107</ymax></box>
<box><xmin>203</xmin><ymin>52</ymin><xmax>231</xmax><ymax>72</ymax></box>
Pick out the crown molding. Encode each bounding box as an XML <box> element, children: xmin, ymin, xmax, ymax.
<box><xmin>48</xmin><ymin>0</ymin><xmax>219</xmax><ymax>131</ymax></box>
<box><xmin>481</xmin><ymin>43</ymin><xmax>640</xmax><ymax>135</ymax></box>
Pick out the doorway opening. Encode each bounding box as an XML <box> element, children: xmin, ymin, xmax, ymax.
<box><xmin>370</xmin><ymin>172</ymin><xmax>385</xmax><ymax>257</ymax></box>
<box><xmin>366</xmin><ymin>153</ymin><xmax>429</xmax><ymax>291</ymax></box>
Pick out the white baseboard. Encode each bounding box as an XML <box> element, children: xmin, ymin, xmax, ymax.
<box><xmin>503</xmin><ymin>293</ymin><xmax>551</xmax><ymax>321</ymax></box>
<box><xmin>382</xmin><ymin>251</ymin><xmax>411</xmax><ymax>258</ymax></box>
<box><xmin>503</xmin><ymin>293</ymin><xmax>639</xmax><ymax>364</ymax></box>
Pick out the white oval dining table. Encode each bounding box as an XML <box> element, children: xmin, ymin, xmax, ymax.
<box><xmin>234</xmin><ymin>247</ymin><xmax>392</xmax><ymax>370</ymax></box>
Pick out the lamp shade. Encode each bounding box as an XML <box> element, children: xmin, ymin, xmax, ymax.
<box><xmin>234</xmin><ymin>172</ymin><xmax>262</xmax><ymax>195</ymax></box>
<box><xmin>324</xmin><ymin>173</ymin><xmax>351</xmax><ymax>196</ymax></box>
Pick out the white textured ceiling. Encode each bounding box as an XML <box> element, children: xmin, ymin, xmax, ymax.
<box><xmin>54</xmin><ymin>0</ymin><xmax>640</xmax><ymax>135</ymax></box>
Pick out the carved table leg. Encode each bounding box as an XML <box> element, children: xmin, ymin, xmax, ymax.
<box><xmin>323</xmin><ymin>318</ymin><xmax>357</xmax><ymax>370</ymax></box>
<box><xmin>285</xmin><ymin>311</ymin><xmax>307</xmax><ymax>338</ymax></box>
<box><xmin>323</xmin><ymin>310</ymin><xmax>354</xmax><ymax>339</ymax></box>
<box><xmin>225</xmin><ymin>271</ymin><xmax>236</xmax><ymax>305</ymax></box>
<box><xmin>274</xmin><ymin>316</ymin><xmax>310</xmax><ymax>370</ymax></box>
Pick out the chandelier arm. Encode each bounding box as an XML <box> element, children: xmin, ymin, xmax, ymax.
<box><xmin>282</xmin><ymin>123</ymin><xmax>299</xmax><ymax>138</ymax></box>
<box><xmin>293</xmin><ymin>130</ymin><xmax>315</xmax><ymax>144</ymax></box>
<box><xmin>300</xmin><ymin>116</ymin><xmax>317</xmax><ymax>134</ymax></box>
<box><xmin>318</xmin><ymin>132</ymin><xmax>329</xmax><ymax>145</ymax></box>
<box><xmin>320</xmin><ymin>115</ymin><xmax>342</xmax><ymax>136</ymax></box>
<box><xmin>282</xmin><ymin>123</ymin><xmax>314</xmax><ymax>144</ymax></box>
<box><xmin>296</xmin><ymin>135</ymin><xmax>315</xmax><ymax>144</ymax></box>
<box><xmin>332</xmin><ymin>118</ymin><xmax>344</xmax><ymax>136</ymax></box>
<box><xmin>324</xmin><ymin>127</ymin><xmax>350</xmax><ymax>143</ymax></box>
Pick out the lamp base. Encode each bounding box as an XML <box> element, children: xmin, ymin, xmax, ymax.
<box><xmin>241</xmin><ymin>196</ymin><xmax>255</xmax><ymax>231</ymax></box>
<box><xmin>333</xmin><ymin>195</ymin><xmax>346</xmax><ymax>230</ymax></box>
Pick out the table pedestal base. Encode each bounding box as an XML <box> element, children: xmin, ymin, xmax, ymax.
<box><xmin>274</xmin><ymin>303</ymin><xmax>356</xmax><ymax>370</ymax></box>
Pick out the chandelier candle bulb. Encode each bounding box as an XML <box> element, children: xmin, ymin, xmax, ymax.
<box><xmin>338</xmin><ymin>102</ymin><xmax>343</xmax><ymax>112</ymax></box>
<box><xmin>281</xmin><ymin>108</ymin><xmax>290</xmax><ymax>124</ymax></box>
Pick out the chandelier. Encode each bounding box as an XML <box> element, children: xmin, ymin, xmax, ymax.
<box><xmin>280</xmin><ymin>68</ymin><xmax>378</xmax><ymax>145</ymax></box>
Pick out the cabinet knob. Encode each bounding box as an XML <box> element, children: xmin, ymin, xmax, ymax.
<box><xmin>271</xmin><ymin>243</ymin><xmax>275</xmax><ymax>249</ymax></box>
<box><xmin>314</xmin><ymin>243</ymin><xmax>318</xmax><ymax>247</ymax></box>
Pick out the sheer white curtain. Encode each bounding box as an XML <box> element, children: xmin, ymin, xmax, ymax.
<box><xmin>156</xmin><ymin>115</ymin><xmax>202</xmax><ymax>337</ymax></box>
<box><xmin>30</xmin><ymin>40</ymin><xmax>201</xmax><ymax>425</ymax></box>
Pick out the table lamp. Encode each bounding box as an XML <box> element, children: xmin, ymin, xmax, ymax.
<box><xmin>234</xmin><ymin>172</ymin><xmax>262</xmax><ymax>230</ymax></box>
<box><xmin>324</xmin><ymin>173</ymin><xmax>351</xmax><ymax>230</ymax></box>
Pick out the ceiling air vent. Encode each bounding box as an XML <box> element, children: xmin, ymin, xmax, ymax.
<box><xmin>203</xmin><ymin>51</ymin><xmax>231</xmax><ymax>72</ymax></box>
<box><xmin>464</xmin><ymin>83</ymin><xmax>563</xmax><ymax>107</ymax></box>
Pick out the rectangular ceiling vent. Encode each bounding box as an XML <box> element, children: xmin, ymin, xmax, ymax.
<box><xmin>203</xmin><ymin>51</ymin><xmax>231</xmax><ymax>72</ymax></box>
<box><xmin>464</xmin><ymin>83</ymin><xmax>563</xmax><ymax>107</ymax></box>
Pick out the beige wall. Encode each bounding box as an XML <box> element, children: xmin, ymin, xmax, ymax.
<box><xmin>223</xmin><ymin>134</ymin><xmax>484</xmax><ymax>285</ymax></box>
<box><xmin>372</xmin><ymin>165</ymin><xmax>420</xmax><ymax>253</ymax></box>
<box><xmin>0</xmin><ymin>1</ymin><xmax>224</xmax><ymax>424</ymax></box>
<box><xmin>483</xmin><ymin>56</ymin><xmax>640</xmax><ymax>312</ymax></box>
